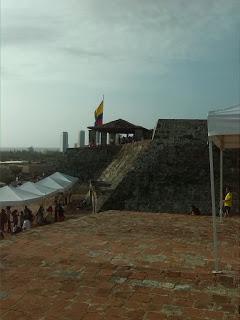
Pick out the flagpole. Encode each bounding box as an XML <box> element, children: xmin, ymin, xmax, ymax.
<box><xmin>102</xmin><ymin>94</ymin><xmax>104</xmax><ymax>122</ymax></box>
<box><xmin>102</xmin><ymin>94</ymin><xmax>104</xmax><ymax>144</ymax></box>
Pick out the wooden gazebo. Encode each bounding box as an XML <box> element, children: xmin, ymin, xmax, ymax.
<box><xmin>88</xmin><ymin>119</ymin><xmax>151</xmax><ymax>146</ymax></box>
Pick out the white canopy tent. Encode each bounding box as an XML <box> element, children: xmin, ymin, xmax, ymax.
<box><xmin>18</xmin><ymin>181</ymin><xmax>58</xmax><ymax>197</ymax></box>
<box><xmin>0</xmin><ymin>172</ymin><xmax>78</xmax><ymax>208</ymax></box>
<box><xmin>208</xmin><ymin>104</ymin><xmax>240</xmax><ymax>271</ymax></box>
<box><xmin>36</xmin><ymin>172</ymin><xmax>78</xmax><ymax>192</ymax></box>
<box><xmin>48</xmin><ymin>177</ymin><xmax>72</xmax><ymax>190</ymax></box>
<box><xmin>0</xmin><ymin>185</ymin><xmax>43</xmax><ymax>207</ymax></box>
<box><xmin>49</xmin><ymin>172</ymin><xmax>78</xmax><ymax>184</ymax></box>
<box><xmin>48</xmin><ymin>172</ymin><xmax>78</xmax><ymax>190</ymax></box>
<box><xmin>35</xmin><ymin>177</ymin><xmax>65</xmax><ymax>191</ymax></box>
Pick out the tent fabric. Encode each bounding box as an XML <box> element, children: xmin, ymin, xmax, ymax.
<box><xmin>49</xmin><ymin>172</ymin><xmax>78</xmax><ymax>184</ymax></box>
<box><xmin>18</xmin><ymin>182</ymin><xmax>57</xmax><ymax>196</ymax></box>
<box><xmin>48</xmin><ymin>172</ymin><xmax>78</xmax><ymax>190</ymax></box>
<box><xmin>0</xmin><ymin>185</ymin><xmax>42</xmax><ymax>207</ymax></box>
<box><xmin>208</xmin><ymin>105</ymin><xmax>240</xmax><ymax>149</ymax></box>
<box><xmin>0</xmin><ymin>172</ymin><xmax>78</xmax><ymax>207</ymax></box>
<box><xmin>35</xmin><ymin>177</ymin><xmax>65</xmax><ymax>191</ymax></box>
<box><xmin>48</xmin><ymin>178</ymin><xmax>72</xmax><ymax>190</ymax></box>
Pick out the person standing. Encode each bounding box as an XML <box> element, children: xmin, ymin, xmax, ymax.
<box><xmin>0</xmin><ymin>209</ymin><xmax>7</xmax><ymax>233</ymax></box>
<box><xmin>45</xmin><ymin>206</ymin><xmax>53</xmax><ymax>224</ymax></box>
<box><xmin>64</xmin><ymin>193</ymin><xmax>68</xmax><ymax>205</ymax></box>
<box><xmin>58</xmin><ymin>204</ymin><xmax>65</xmax><ymax>222</ymax></box>
<box><xmin>36</xmin><ymin>206</ymin><xmax>45</xmax><ymax>225</ymax></box>
<box><xmin>12</xmin><ymin>210</ymin><xmax>18</xmax><ymax>233</ymax></box>
<box><xmin>89</xmin><ymin>181</ymin><xmax>97</xmax><ymax>214</ymax></box>
<box><xmin>54</xmin><ymin>203</ymin><xmax>59</xmax><ymax>222</ymax></box>
<box><xmin>17</xmin><ymin>211</ymin><xmax>23</xmax><ymax>232</ymax></box>
<box><xmin>223</xmin><ymin>186</ymin><xmax>233</xmax><ymax>217</ymax></box>
<box><xmin>6</xmin><ymin>207</ymin><xmax>12</xmax><ymax>233</ymax></box>
<box><xmin>19</xmin><ymin>211</ymin><xmax>24</xmax><ymax>229</ymax></box>
<box><xmin>0</xmin><ymin>209</ymin><xmax>7</xmax><ymax>239</ymax></box>
<box><xmin>24</xmin><ymin>206</ymin><xmax>34</xmax><ymax>224</ymax></box>
<box><xmin>22</xmin><ymin>206</ymin><xmax>33</xmax><ymax>230</ymax></box>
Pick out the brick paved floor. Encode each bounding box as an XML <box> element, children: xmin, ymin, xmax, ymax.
<box><xmin>0</xmin><ymin>211</ymin><xmax>239</xmax><ymax>319</ymax></box>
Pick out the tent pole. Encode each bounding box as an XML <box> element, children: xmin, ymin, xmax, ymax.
<box><xmin>209</xmin><ymin>139</ymin><xmax>219</xmax><ymax>272</ymax></box>
<box><xmin>219</xmin><ymin>149</ymin><xmax>223</xmax><ymax>222</ymax></box>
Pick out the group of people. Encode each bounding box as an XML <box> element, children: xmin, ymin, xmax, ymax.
<box><xmin>0</xmin><ymin>202</ymin><xmax>65</xmax><ymax>239</ymax></box>
<box><xmin>0</xmin><ymin>205</ymin><xmax>33</xmax><ymax>238</ymax></box>
<box><xmin>119</xmin><ymin>135</ymin><xmax>135</xmax><ymax>145</ymax></box>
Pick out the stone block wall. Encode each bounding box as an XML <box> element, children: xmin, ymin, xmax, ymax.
<box><xmin>57</xmin><ymin>145</ymin><xmax>122</xmax><ymax>183</ymax></box>
<box><xmin>58</xmin><ymin>119</ymin><xmax>239</xmax><ymax>214</ymax></box>
<box><xmin>102</xmin><ymin>119</ymin><xmax>239</xmax><ymax>214</ymax></box>
<box><xmin>153</xmin><ymin>119</ymin><xmax>207</xmax><ymax>144</ymax></box>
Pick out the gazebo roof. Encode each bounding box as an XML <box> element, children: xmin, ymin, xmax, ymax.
<box><xmin>88</xmin><ymin>119</ymin><xmax>150</xmax><ymax>134</ymax></box>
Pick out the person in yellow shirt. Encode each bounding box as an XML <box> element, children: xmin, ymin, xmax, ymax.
<box><xmin>223</xmin><ymin>186</ymin><xmax>233</xmax><ymax>217</ymax></box>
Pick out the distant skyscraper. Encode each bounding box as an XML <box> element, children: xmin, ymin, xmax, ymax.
<box><xmin>79</xmin><ymin>130</ymin><xmax>85</xmax><ymax>147</ymax></box>
<box><xmin>60</xmin><ymin>132</ymin><xmax>68</xmax><ymax>152</ymax></box>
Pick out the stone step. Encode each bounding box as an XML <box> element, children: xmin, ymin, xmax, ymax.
<box><xmin>96</xmin><ymin>141</ymin><xmax>151</xmax><ymax>212</ymax></box>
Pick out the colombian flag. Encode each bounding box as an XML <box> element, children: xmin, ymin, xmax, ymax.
<box><xmin>94</xmin><ymin>100</ymin><xmax>104</xmax><ymax>126</ymax></box>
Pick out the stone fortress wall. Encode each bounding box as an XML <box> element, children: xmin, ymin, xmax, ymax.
<box><xmin>59</xmin><ymin>145</ymin><xmax>122</xmax><ymax>183</ymax></box>
<box><xmin>102</xmin><ymin>119</ymin><xmax>239</xmax><ymax>213</ymax></box>
<box><xmin>61</xmin><ymin>119</ymin><xmax>239</xmax><ymax>214</ymax></box>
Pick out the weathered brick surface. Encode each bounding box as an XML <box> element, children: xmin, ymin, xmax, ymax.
<box><xmin>0</xmin><ymin>211</ymin><xmax>239</xmax><ymax>320</ymax></box>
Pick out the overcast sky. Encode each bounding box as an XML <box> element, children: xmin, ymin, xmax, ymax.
<box><xmin>1</xmin><ymin>0</ymin><xmax>239</xmax><ymax>148</ymax></box>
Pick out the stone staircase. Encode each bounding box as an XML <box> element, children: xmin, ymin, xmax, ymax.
<box><xmin>96</xmin><ymin>140</ymin><xmax>151</xmax><ymax>212</ymax></box>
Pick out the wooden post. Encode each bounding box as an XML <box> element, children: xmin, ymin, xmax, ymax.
<box><xmin>89</xmin><ymin>181</ymin><xmax>97</xmax><ymax>214</ymax></box>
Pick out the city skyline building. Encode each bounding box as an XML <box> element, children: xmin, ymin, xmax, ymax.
<box><xmin>79</xmin><ymin>130</ymin><xmax>85</xmax><ymax>147</ymax></box>
<box><xmin>60</xmin><ymin>131</ymin><xmax>69</xmax><ymax>152</ymax></box>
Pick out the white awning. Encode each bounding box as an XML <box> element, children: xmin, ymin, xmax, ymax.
<box><xmin>35</xmin><ymin>177</ymin><xmax>65</xmax><ymax>191</ymax></box>
<box><xmin>48</xmin><ymin>172</ymin><xmax>78</xmax><ymax>190</ymax></box>
<box><xmin>0</xmin><ymin>172</ymin><xmax>78</xmax><ymax>207</ymax></box>
<box><xmin>208</xmin><ymin>105</ymin><xmax>240</xmax><ymax>149</ymax></box>
<box><xmin>0</xmin><ymin>185</ymin><xmax>42</xmax><ymax>207</ymax></box>
<box><xmin>208</xmin><ymin>104</ymin><xmax>240</xmax><ymax>271</ymax></box>
<box><xmin>18</xmin><ymin>181</ymin><xmax>57</xmax><ymax>196</ymax></box>
<box><xmin>49</xmin><ymin>172</ymin><xmax>78</xmax><ymax>184</ymax></box>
